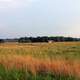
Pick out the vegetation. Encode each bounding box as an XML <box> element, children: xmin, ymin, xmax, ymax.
<box><xmin>0</xmin><ymin>64</ymin><xmax>77</xmax><ymax>80</ymax></box>
<box><xmin>1</xmin><ymin>36</ymin><xmax>80</xmax><ymax>43</ymax></box>
<box><xmin>0</xmin><ymin>42</ymin><xmax>80</xmax><ymax>80</ymax></box>
<box><xmin>18</xmin><ymin>36</ymin><xmax>80</xmax><ymax>43</ymax></box>
<box><xmin>0</xmin><ymin>39</ymin><xmax>4</xmax><ymax>43</ymax></box>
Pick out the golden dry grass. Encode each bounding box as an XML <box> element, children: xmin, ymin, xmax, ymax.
<box><xmin>0</xmin><ymin>55</ymin><xmax>80</xmax><ymax>78</ymax></box>
<box><xmin>0</xmin><ymin>42</ymin><xmax>80</xmax><ymax>78</ymax></box>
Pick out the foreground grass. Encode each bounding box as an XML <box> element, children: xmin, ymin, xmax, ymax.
<box><xmin>0</xmin><ymin>55</ymin><xmax>79</xmax><ymax>80</ymax></box>
<box><xmin>0</xmin><ymin>64</ymin><xmax>78</xmax><ymax>80</ymax></box>
<box><xmin>0</xmin><ymin>42</ymin><xmax>80</xmax><ymax>80</ymax></box>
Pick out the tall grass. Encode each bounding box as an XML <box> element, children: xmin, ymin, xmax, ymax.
<box><xmin>0</xmin><ymin>64</ymin><xmax>77</xmax><ymax>80</ymax></box>
<box><xmin>0</xmin><ymin>42</ymin><xmax>80</xmax><ymax>80</ymax></box>
<box><xmin>0</xmin><ymin>42</ymin><xmax>80</xmax><ymax>59</ymax></box>
<box><xmin>0</xmin><ymin>55</ymin><xmax>79</xmax><ymax>80</ymax></box>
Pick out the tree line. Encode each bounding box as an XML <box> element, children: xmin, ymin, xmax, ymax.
<box><xmin>0</xmin><ymin>36</ymin><xmax>80</xmax><ymax>43</ymax></box>
<box><xmin>18</xmin><ymin>36</ymin><xmax>80</xmax><ymax>43</ymax></box>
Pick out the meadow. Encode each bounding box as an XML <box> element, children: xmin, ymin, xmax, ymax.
<box><xmin>0</xmin><ymin>42</ymin><xmax>80</xmax><ymax>80</ymax></box>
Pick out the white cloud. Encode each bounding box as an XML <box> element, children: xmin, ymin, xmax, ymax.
<box><xmin>0</xmin><ymin>0</ymin><xmax>34</xmax><ymax>8</ymax></box>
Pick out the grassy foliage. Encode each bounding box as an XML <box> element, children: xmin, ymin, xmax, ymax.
<box><xmin>0</xmin><ymin>42</ymin><xmax>80</xmax><ymax>59</ymax></box>
<box><xmin>0</xmin><ymin>64</ymin><xmax>77</xmax><ymax>80</ymax></box>
<box><xmin>0</xmin><ymin>42</ymin><xmax>80</xmax><ymax>80</ymax></box>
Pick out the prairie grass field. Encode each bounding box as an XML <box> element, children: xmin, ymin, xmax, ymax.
<box><xmin>0</xmin><ymin>42</ymin><xmax>80</xmax><ymax>80</ymax></box>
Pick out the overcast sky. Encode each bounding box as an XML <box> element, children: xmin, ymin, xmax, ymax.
<box><xmin>0</xmin><ymin>0</ymin><xmax>80</xmax><ymax>38</ymax></box>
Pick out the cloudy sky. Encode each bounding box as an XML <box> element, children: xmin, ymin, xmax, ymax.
<box><xmin>0</xmin><ymin>0</ymin><xmax>80</xmax><ymax>38</ymax></box>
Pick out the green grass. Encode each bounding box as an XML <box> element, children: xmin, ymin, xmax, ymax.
<box><xmin>0</xmin><ymin>64</ymin><xmax>77</xmax><ymax>80</ymax></box>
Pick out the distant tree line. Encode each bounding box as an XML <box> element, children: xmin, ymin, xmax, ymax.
<box><xmin>18</xmin><ymin>36</ymin><xmax>80</xmax><ymax>43</ymax></box>
<box><xmin>0</xmin><ymin>36</ymin><xmax>80</xmax><ymax>43</ymax></box>
<box><xmin>0</xmin><ymin>39</ymin><xmax>4</xmax><ymax>43</ymax></box>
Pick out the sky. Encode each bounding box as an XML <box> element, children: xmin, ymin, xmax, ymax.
<box><xmin>0</xmin><ymin>0</ymin><xmax>80</xmax><ymax>38</ymax></box>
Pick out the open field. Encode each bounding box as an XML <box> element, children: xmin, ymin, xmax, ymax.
<box><xmin>0</xmin><ymin>42</ymin><xmax>80</xmax><ymax>80</ymax></box>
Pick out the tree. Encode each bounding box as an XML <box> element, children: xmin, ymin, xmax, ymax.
<box><xmin>0</xmin><ymin>39</ymin><xmax>4</xmax><ymax>43</ymax></box>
